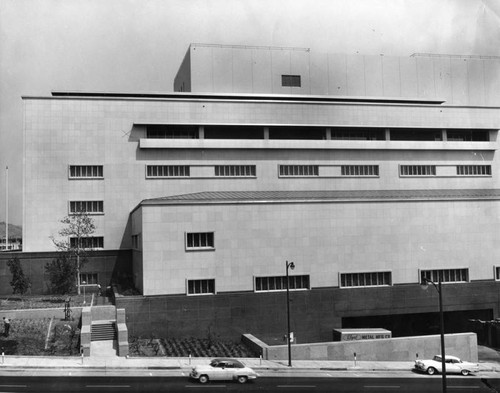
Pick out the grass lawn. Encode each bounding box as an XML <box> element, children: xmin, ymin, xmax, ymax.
<box><xmin>0</xmin><ymin>318</ymin><xmax>51</xmax><ymax>355</ymax></box>
<box><xmin>0</xmin><ymin>317</ymin><xmax>80</xmax><ymax>356</ymax></box>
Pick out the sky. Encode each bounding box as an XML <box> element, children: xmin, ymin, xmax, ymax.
<box><xmin>1</xmin><ymin>0</ymin><xmax>499</xmax><ymax>226</ymax></box>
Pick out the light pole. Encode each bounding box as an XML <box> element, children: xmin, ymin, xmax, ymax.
<box><xmin>421</xmin><ymin>276</ymin><xmax>446</xmax><ymax>393</ymax></box>
<box><xmin>286</xmin><ymin>260</ymin><xmax>295</xmax><ymax>367</ymax></box>
<box><xmin>82</xmin><ymin>280</ymin><xmax>86</xmax><ymax>305</ymax></box>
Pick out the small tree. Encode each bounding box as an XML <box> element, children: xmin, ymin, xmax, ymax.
<box><xmin>45</xmin><ymin>254</ymin><xmax>77</xmax><ymax>295</ymax></box>
<box><xmin>50</xmin><ymin>212</ymin><xmax>96</xmax><ymax>295</ymax></box>
<box><xmin>7</xmin><ymin>256</ymin><xmax>31</xmax><ymax>295</ymax></box>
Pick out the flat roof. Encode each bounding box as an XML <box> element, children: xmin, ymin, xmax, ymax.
<box><xmin>135</xmin><ymin>189</ymin><xmax>500</xmax><ymax>210</ymax></box>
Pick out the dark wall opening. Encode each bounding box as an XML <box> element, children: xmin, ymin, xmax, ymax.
<box><xmin>269</xmin><ymin>126</ymin><xmax>326</xmax><ymax>140</ymax></box>
<box><xmin>342</xmin><ymin>309</ymin><xmax>493</xmax><ymax>338</ymax></box>
<box><xmin>204</xmin><ymin>125</ymin><xmax>263</xmax><ymax>139</ymax></box>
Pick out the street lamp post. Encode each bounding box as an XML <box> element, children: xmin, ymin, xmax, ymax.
<box><xmin>82</xmin><ymin>281</ymin><xmax>86</xmax><ymax>305</ymax></box>
<box><xmin>421</xmin><ymin>276</ymin><xmax>446</xmax><ymax>393</ymax></box>
<box><xmin>286</xmin><ymin>260</ymin><xmax>295</xmax><ymax>367</ymax></box>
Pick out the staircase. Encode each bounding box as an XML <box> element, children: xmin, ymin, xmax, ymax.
<box><xmin>91</xmin><ymin>321</ymin><xmax>117</xmax><ymax>341</ymax></box>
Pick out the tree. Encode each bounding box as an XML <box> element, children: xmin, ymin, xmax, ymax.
<box><xmin>7</xmin><ymin>256</ymin><xmax>31</xmax><ymax>295</ymax></box>
<box><xmin>45</xmin><ymin>254</ymin><xmax>78</xmax><ymax>295</ymax></box>
<box><xmin>50</xmin><ymin>212</ymin><xmax>96</xmax><ymax>295</ymax></box>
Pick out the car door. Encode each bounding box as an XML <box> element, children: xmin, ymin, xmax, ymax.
<box><xmin>224</xmin><ymin>361</ymin><xmax>238</xmax><ymax>380</ymax></box>
<box><xmin>212</xmin><ymin>361</ymin><xmax>231</xmax><ymax>381</ymax></box>
<box><xmin>446</xmin><ymin>358</ymin><xmax>460</xmax><ymax>374</ymax></box>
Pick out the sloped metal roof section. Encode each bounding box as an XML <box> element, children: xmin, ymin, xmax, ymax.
<box><xmin>50</xmin><ymin>91</ymin><xmax>445</xmax><ymax>105</ymax></box>
<box><xmin>138</xmin><ymin>189</ymin><xmax>500</xmax><ymax>207</ymax></box>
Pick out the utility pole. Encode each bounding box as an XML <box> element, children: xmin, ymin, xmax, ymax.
<box><xmin>5</xmin><ymin>166</ymin><xmax>8</xmax><ymax>251</ymax></box>
<box><xmin>286</xmin><ymin>260</ymin><xmax>295</xmax><ymax>367</ymax></box>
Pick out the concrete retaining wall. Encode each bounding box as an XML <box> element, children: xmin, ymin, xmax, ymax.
<box><xmin>80</xmin><ymin>307</ymin><xmax>91</xmax><ymax>356</ymax></box>
<box><xmin>115</xmin><ymin>282</ymin><xmax>497</xmax><ymax>343</ymax></box>
<box><xmin>243</xmin><ymin>332</ymin><xmax>478</xmax><ymax>362</ymax></box>
<box><xmin>116</xmin><ymin>308</ymin><xmax>129</xmax><ymax>357</ymax></box>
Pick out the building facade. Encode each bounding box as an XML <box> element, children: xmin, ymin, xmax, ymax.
<box><xmin>22</xmin><ymin>44</ymin><xmax>500</xmax><ymax>340</ymax></box>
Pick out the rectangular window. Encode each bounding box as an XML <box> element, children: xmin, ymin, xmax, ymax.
<box><xmin>186</xmin><ymin>232</ymin><xmax>215</xmax><ymax>251</ymax></box>
<box><xmin>214</xmin><ymin>165</ymin><xmax>256</xmax><ymax>177</ymax></box>
<box><xmin>341</xmin><ymin>165</ymin><xmax>379</xmax><ymax>176</ymax></box>
<box><xmin>456</xmin><ymin>165</ymin><xmax>492</xmax><ymax>176</ymax></box>
<box><xmin>131</xmin><ymin>234</ymin><xmax>141</xmax><ymax>249</ymax></box>
<box><xmin>69</xmin><ymin>165</ymin><xmax>103</xmax><ymax>179</ymax></box>
<box><xmin>495</xmin><ymin>267</ymin><xmax>500</xmax><ymax>281</ymax></box>
<box><xmin>390</xmin><ymin>128</ymin><xmax>442</xmax><ymax>141</ymax></box>
<box><xmin>69</xmin><ymin>201</ymin><xmax>104</xmax><ymax>215</ymax></box>
<box><xmin>70</xmin><ymin>236</ymin><xmax>104</xmax><ymax>249</ymax></box>
<box><xmin>79</xmin><ymin>273</ymin><xmax>98</xmax><ymax>285</ymax></box>
<box><xmin>255</xmin><ymin>275</ymin><xmax>310</xmax><ymax>292</ymax></box>
<box><xmin>420</xmin><ymin>268</ymin><xmax>469</xmax><ymax>284</ymax></box>
<box><xmin>446</xmin><ymin>129</ymin><xmax>490</xmax><ymax>141</ymax></box>
<box><xmin>279</xmin><ymin>165</ymin><xmax>319</xmax><ymax>177</ymax></box>
<box><xmin>281</xmin><ymin>75</ymin><xmax>301</xmax><ymax>87</ymax></box>
<box><xmin>187</xmin><ymin>279</ymin><xmax>215</xmax><ymax>295</ymax></box>
<box><xmin>146</xmin><ymin>165</ymin><xmax>190</xmax><ymax>178</ymax></box>
<box><xmin>331</xmin><ymin>128</ymin><xmax>386</xmax><ymax>141</ymax></box>
<box><xmin>340</xmin><ymin>272</ymin><xmax>392</xmax><ymax>288</ymax></box>
<box><xmin>146</xmin><ymin>125</ymin><xmax>198</xmax><ymax>139</ymax></box>
<box><xmin>399</xmin><ymin>165</ymin><xmax>436</xmax><ymax>176</ymax></box>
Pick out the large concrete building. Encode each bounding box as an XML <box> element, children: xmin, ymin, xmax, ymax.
<box><xmin>21</xmin><ymin>44</ymin><xmax>500</xmax><ymax>340</ymax></box>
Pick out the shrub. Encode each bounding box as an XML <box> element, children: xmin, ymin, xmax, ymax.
<box><xmin>45</xmin><ymin>255</ymin><xmax>77</xmax><ymax>295</ymax></box>
<box><xmin>7</xmin><ymin>257</ymin><xmax>31</xmax><ymax>295</ymax></box>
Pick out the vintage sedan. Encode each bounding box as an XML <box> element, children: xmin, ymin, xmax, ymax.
<box><xmin>415</xmin><ymin>355</ymin><xmax>479</xmax><ymax>376</ymax></box>
<box><xmin>190</xmin><ymin>358</ymin><xmax>258</xmax><ymax>384</ymax></box>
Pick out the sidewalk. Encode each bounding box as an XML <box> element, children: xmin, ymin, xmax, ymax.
<box><xmin>1</xmin><ymin>341</ymin><xmax>500</xmax><ymax>374</ymax></box>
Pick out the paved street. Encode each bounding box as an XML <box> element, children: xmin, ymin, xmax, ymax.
<box><xmin>1</xmin><ymin>341</ymin><xmax>500</xmax><ymax>392</ymax></box>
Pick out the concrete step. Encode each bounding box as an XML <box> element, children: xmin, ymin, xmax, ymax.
<box><xmin>91</xmin><ymin>322</ymin><xmax>117</xmax><ymax>341</ymax></box>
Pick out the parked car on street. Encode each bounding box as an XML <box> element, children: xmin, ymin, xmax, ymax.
<box><xmin>414</xmin><ymin>355</ymin><xmax>479</xmax><ymax>376</ymax></box>
<box><xmin>190</xmin><ymin>358</ymin><xmax>258</xmax><ymax>384</ymax></box>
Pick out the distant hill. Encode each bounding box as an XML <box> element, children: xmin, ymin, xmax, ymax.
<box><xmin>0</xmin><ymin>222</ymin><xmax>22</xmax><ymax>238</ymax></box>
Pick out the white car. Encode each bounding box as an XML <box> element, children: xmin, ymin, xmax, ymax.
<box><xmin>190</xmin><ymin>358</ymin><xmax>258</xmax><ymax>384</ymax></box>
<box><xmin>414</xmin><ymin>355</ymin><xmax>479</xmax><ymax>376</ymax></box>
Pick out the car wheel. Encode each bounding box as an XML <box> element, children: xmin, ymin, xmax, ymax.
<box><xmin>427</xmin><ymin>367</ymin><xmax>437</xmax><ymax>375</ymax></box>
<box><xmin>237</xmin><ymin>376</ymin><xmax>248</xmax><ymax>384</ymax></box>
<box><xmin>199</xmin><ymin>375</ymin><xmax>209</xmax><ymax>384</ymax></box>
<box><xmin>461</xmin><ymin>369</ymin><xmax>469</xmax><ymax>376</ymax></box>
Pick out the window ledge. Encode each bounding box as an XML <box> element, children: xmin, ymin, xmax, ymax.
<box><xmin>139</xmin><ymin>138</ymin><xmax>497</xmax><ymax>151</ymax></box>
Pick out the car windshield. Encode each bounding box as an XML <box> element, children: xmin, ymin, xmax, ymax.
<box><xmin>433</xmin><ymin>355</ymin><xmax>442</xmax><ymax>362</ymax></box>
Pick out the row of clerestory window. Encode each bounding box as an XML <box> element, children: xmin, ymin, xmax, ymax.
<box><xmin>186</xmin><ymin>268</ymin><xmax>472</xmax><ymax>295</ymax></box>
